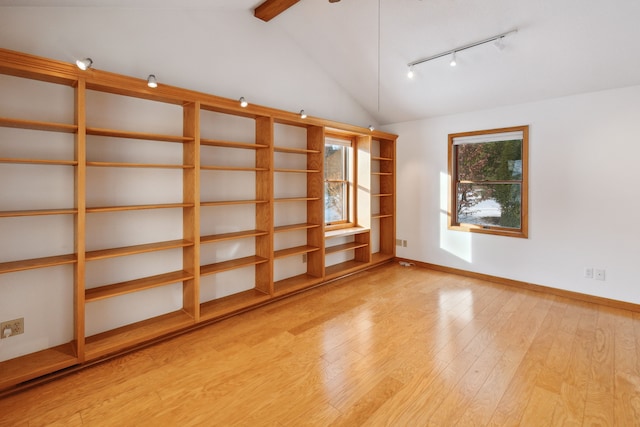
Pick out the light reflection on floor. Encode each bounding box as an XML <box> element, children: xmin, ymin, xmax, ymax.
<box><xmin>320</xmin><ymin>307</ymin><xmax>374</xmax><ymax>399</ymax></box>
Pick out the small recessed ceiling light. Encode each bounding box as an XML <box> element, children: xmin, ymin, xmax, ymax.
<box><xmin>239</xmin><ymin>97</ymin><xmax>248</xmax><ymax>108</ymax></box>
<box><xmin>300</xmin><ymin>110</ymin><xmax>307</xmax><ymax>119</ymax></box>
<box><xmin>407</xmin><ymin>65</ymin><xmax>415</xmax><ymax>79</ymax></box>
<box><xmin>76</xmin><ymin>58</ymin><xmax>93</xmax><ymax>70</ymax></box>
<box><xmin>368</xmin><ymin>125</ymin><xmax>375</xmax><ymax>132</ymax></box>
<box><xmin>449</xmin><ymin>52</ymin><xmax>457</xmax><ymax>67</ymax></box>
<box><xmin>147</xmin><ymin>74</ymin><xmax>158</xmax><ymax>88</ymax></box>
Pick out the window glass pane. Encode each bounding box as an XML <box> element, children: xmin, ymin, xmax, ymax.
<box><xmin>457</xmin><ymin>140</ymin><xmax>522</xmax><ymax>181</ymax></box>
<box><xmin>325</xmin><ymin>182</ymin><xmax>346</xmax><ymax>223</ymax></box>
<box><xmin>457</xmin><ymin>183</ymin><xmax>521</xmax><ymax>229</ymax></box>
<box><xmin>325</xmin><ymin>144</ymin><xmax>346</xmax><ymax>180</ymax></box>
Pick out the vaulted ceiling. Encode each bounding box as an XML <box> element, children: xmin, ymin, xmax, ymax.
<box><xmin>2</xmin><ymin>0</ymin><xmax>640</xmax><ymax>125</ymax></box>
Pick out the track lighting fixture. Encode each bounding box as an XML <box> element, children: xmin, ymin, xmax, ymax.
<box><xmin>406</xmin><ymin>28</ymin><xmax>517</xmax><ymax>77</ymax></box>
<box><xmin>449</xmin><ymin>52</ymin><xmax>457</xmax><ymax>67</ymax></box>
<box><xmin>76</xmin><ymin>58</ymin><xmax>93</xmax><ymax>70</ymax></box>
<box><xmin>239</xmin><ymin>97</ymin><xmax>248</xmax><ymax>108</ymax></box>
<box><xmin>300</xmin><ymin>110</ymin><xmax>307</xmax><ymax>119</ymax></box>
<box><xmin>147</xmin><ymin>74</ymin><xmax>158</xmax><ymax>88</ymax></box>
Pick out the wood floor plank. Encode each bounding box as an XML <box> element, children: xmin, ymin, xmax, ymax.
<box><xmin>583</xmin><ymin>306</ymin><xmax>616</xmax><ymax>426</ymax></box>
<box><xmin>329</xmin><ymin>375</ymin><xmax>404</xmax><ymax>426</ymax></box>
<box><xmin>550</xmin><ymin>302</ymin><xmax>598</xmax><ymax>425</ymax></box>
<box><xmin>613</xmin><ymin>309</ymin><xmax>640</xmax><ymax>425</ymax></box>
<box><xmin>427</xmin><ymin>290</ymin><xmax>539</xmax><ymax>426</ymax></box>
<box><xmin>487</xmin><ymin>297</ymin><xmax>568</xmax><ymax>426</ymax></box>
<box><xmin>519</xmin><ymin>385</ymin><xmax>559</xmax><ymax>426</ymax></box>
<box><xmin>3</xmin><ymin>263</ymin><xmax>640</xmax><ymax>426</ymax></box>
<box><xmin>451</xmin><ymin>292</ymin><xmax>555</xmax><ymax>426</ymax></box>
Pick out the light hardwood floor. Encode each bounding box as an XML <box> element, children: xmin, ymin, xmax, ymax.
<box><xmin>1</xmin><ymin>263</ymin><xmax>639</xmax><ymax>426</ymax></box>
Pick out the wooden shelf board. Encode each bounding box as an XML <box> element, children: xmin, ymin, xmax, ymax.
<box><xmin>85</xmin><ymin>270</ymin><xmax>194</xmax><ymax>302</ymax></box>
<box><xmin>325</xmin><ymin>242</ymin><xmax>369</xmax><ymax>255</ymax></box>
<box><xmin>372</xmin><ymin>156</ymin><xmax>393</xmax><ymax>161</ymax></box>
<box><xmin>371</xmin><ymin>172</ymin><xmax>393</xmax><ymax>176</ymax></box>
<box><xmin>274</xmin><ymin>274</ymin><xmax>323</xmax><ymax>297</ymax></box>
<box><xmin>325</xmin><ymin>227</ymin><xmax>369</xmax><ymax>239</ymax></box>
<box><xmin>0</xmin><ymin>158</ymin><xmax>77</xmax><ymax>166</ymax></box>
<box><xmin>274</xmin><ymin>168</ymin><xmax>320</xmax><ymax>173</ymax></box>
<box><xmin>0</xmin><ymin>208</ymin><xmax>77</xmax><ymax>218</ymax></box>
<box><xmin>86</xmin><ymin>239</ymin><xmax>193</xmax><ymax>261</ymax></box>
<box><xmin>86</xmin><ymin>161</ymin><xmax>191</xmax><ymax>169</ymax></box>
<box><xmin>201</xmin><ymin>229</ymin><xmax>269</xmax><ymax>244</ymax></box>
<box><xmin>84</xmin><ymin>310</ymin><xmax>194</xmax><ymax>361</ymax></box>
<box><xmin>200</xmin><ymin>138</ymin><xmax>268</xmax><ymax>150</ymax></box>
<box><xmin>200</xmin><ymin>255</ymin><xmax>269</xmax><ymax>276</ymax></box>
<box><xmin>0</xmin><ymin>342</ymin><xmax>77</xmax><ymax>390</ymax></box>
<box><xmin>200</xmin><ymin>289</ymin><xmax>271</xmax><ymax>321</ymax></box>
<box><xmin>273</xmin><ymin>146</ymin><xmax>320</xmax><ymax>154</ymax></box>
<box><xmin>325</xmin><ymin>260</ymin><xmax>369</xmax><ymax>280</ymax></box>
<box><xmin>201</xmin><ymin>199</ymin><xmax>268</xmax><ymax>207</ymax></box>
<box><xmin>274</xmin><ymin>222</ymin><xmax>320</xmax><ymax>233</ymax></box>
<box><xmin>86</xmin><ymin>203</ymin><xmax>193</xmax><ymax>213</ymax></box>
<box><xmin>372</xmin><ymin>193</ymin><xmax>393</xmax><ymax>197</ymax></box>
<box><xmin>201</xmin><ymin>165</ymin><xmax>268</xmax><ymax>172</ymax></box>
<box><xmin>86</xmin><ymin>127</ymin><xmax>192</xmax><ymax>143</ymax></box>
<box><xmin>274</xmin><ymin>197</ymin><xmax>320</xmax><ymax>203</ymax></box>
<box><xmin>0</xmin><ymin>117</ymin><xmax>77</xmax><ymax>133</ymax></box>
<box><xmin>371</xmin><ymin>213</ymin><xmax>393</xmax><ymax>219</ymax></box>
<box><xmin>274</xmin><ymin>245</ymin><xmax>320</xmax><ymax>259</ymax></box>
<box><xmin>0</xmin><ymin>254</ymin><xmax>76</xmax><ymax>274</ymax></box>
<box><xmin>372</xmin><ymin>252</ymin><xmax>395</xmax><ymax>265</ymax></box>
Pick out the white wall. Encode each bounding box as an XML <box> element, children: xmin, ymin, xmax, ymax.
<box><xmin>385</xmin><ymin>85</ymin><xmax>640</xmax><ymax>304</ymax></box>
<box><xmin>0</xmin><ymin>6</ymin><xmax>376</xmax><ymax>127</ymax></box>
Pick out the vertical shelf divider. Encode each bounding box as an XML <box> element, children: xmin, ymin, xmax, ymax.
<box><xmin>183</xmin><ymin>101</ymin><xmax>200</xmax><ymax>321</ymax></box>
<box><xmin>379</xmin><ymin>138</ymin><xmax>396</xmax><ymax>257</ymax></box>
<box><xmin>255</xmin><ymin>116</ymin><xmax>274</xmax><ymax>295</ymax></box>
<box><xmin>357</xmin><ymin>135</ymin><xmax>372</xmax><ymax>231</ymax></box>
<box><xmin>307</xmin><ymin>125</ymin><xmax>325</xmax><ymax>278</ymax></box>
<box><xmin>75</xmin><ymin>78</ymin><xmax>87</xmax><ymax>362</ymax></box>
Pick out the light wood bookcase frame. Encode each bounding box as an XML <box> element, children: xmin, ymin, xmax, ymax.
<box><xmin>0</xmin><ymin>48</ymin><xmax>397</xmax><ymax>391</ymax></box>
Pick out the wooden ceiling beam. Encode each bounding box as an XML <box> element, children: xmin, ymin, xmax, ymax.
<box><xmin>254</xmin><ymin>0</ymin><xmax>300</xmax><ymax>22</ymax></box>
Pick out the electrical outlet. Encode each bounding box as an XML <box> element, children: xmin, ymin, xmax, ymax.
<box><xmin>1</xmin><ymin>317</ymin><xmax>24</xmax><ymax>339</ymax></box>
<box><xmin>595</xmin><ymin>269</ymin><xmax>606</xmax><ymax>281</ymax></box>
<box><xmin>395</xmin><ymin>239</ymin><xmax>402</xmax><ymax>246</ymax></box>
<box><xmin>302</xmin><ymin>253</ymin><xmax>307</xmax><ymax>263</ymax></box>
<box><xmin>584</xmin><ymin>268</ymin><xmax>593</xmax><ymax>279</ymax></box>
<box><xmin>402</xmin><ymin>240</ymin><xmax>407</xmax><ymax>247</ymax></box>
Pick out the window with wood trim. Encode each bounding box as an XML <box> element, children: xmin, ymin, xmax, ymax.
<box><xmin>324</xmin><ymin>137</ymin><xmax>354</xmax><ymax>228</ymax></box>
<box><xmin>448</xmin><ymin>125</ymin><xmax>528</xmax><ymax>238</ymax></box>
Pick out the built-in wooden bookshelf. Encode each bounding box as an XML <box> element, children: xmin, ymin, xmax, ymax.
<box><xmin>0</xmin><ymin>47</ymin><xmax>396</xmax><ymax>392</ymax></box>
<box><xmin>272</xmin><ymin>121</ymin><xmax>324</xmax><ymax>296</ymax></box>
<box><xmin>82</xmin><ymin>87</ymin><xmax>198</xmax><ymax>361</ymax></box>
<box><xmin>371</xmin><ymin>138</ymin><xmax>396</xmax><ymax>264</ymax></box>
<box><xmin>0</xmin><ymin>65</ymin><xmax>81</xmax><ymax>388</ymax></box>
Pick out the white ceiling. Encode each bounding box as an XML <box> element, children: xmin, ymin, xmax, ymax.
<box><xmin>2</xmin><ymin>0</ymin><xmax>640</xmax><ymax>125</ymax></box>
